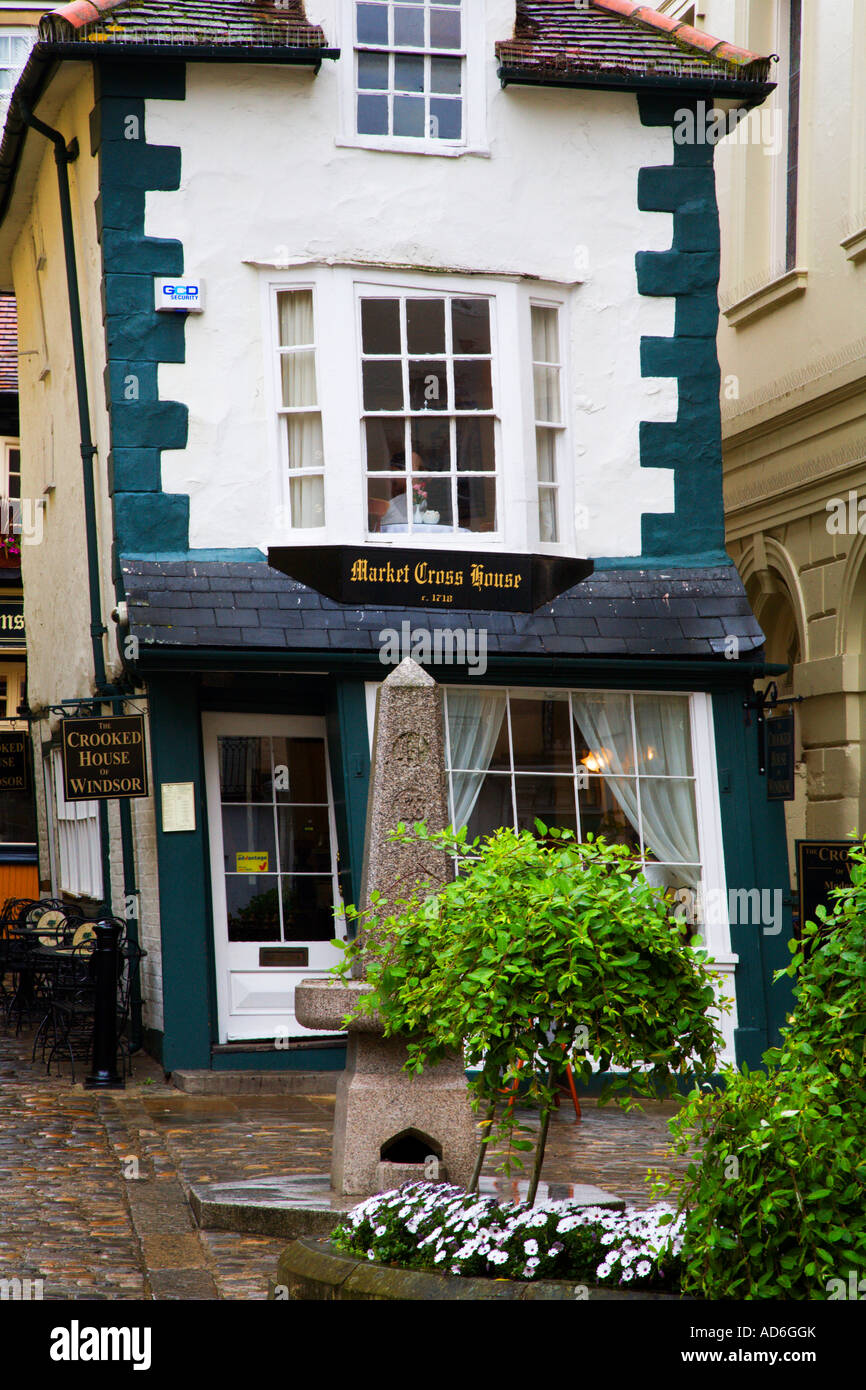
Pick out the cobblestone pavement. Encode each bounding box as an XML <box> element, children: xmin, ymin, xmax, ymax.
<box><xmin>0</xmin><ymin>1024</ymin><xmax>689</xmax><ymax>1300</ymax></box>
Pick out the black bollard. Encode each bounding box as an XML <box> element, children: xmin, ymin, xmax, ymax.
<box><xmin>84</xmin><ymin>919</ymin><xmax>124</xmax><ymax>1090</ymax></box>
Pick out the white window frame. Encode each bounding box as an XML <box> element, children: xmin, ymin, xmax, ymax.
<box><xmin>51</xmin><ymin>748</ymin><xmax>103</xmax><ymax>901</ymax></box>
<box><xmin>336</xmin><ymin>0</ymin><xmax>489</xmax><ymax>157</ymax></box>
<box><xmin>0</xmin><ymin>27</ymin><xmax>33</xmax><ymax>96</ymax></box>
<box><xmin>529</xmin><ymin>299</ymin><xmax>567</xmax><ymax>548</ymax></box>
<box><xmin>270</xmin><ymin>284</ymin><xmax>326</xmax><ymax>533</ymax></box>
<box><xmin>357</xmin><ymin>282</ymin><xmax>500</xmax><ymax>542</ymax></box>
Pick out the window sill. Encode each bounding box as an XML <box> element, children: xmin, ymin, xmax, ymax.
<box><xmin>722</xmin><ymin>268</ymin><xmax>808</xmax><ymax>328</ymax></box>
<box><xmin>335</xmin><ymin>134</ymin><xmax>491</xmax><ymax>159</ymax></box>
<box><xmin>841</xmin><ymin>226</ymin><xmax>866</xmax><ymax>264</ymax></box>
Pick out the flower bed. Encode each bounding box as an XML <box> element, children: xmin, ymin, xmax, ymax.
<box><xmin>332</xmin><ymin>1182</ymin><xmax>684</xmax><ymax>1293</ymax></box>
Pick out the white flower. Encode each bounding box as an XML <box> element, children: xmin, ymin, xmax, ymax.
<box><xmin>367</xmin><ymin>1251</ymin><xmax>376</xmax><ymax>1261</ymax></box>
<box><xmin>489</xmin><ymin>1250</ymin><xmax>509</xmax><ymax>1266</ymax></box>
<box><xmin>375</xmin><ymin>1226</ymin><xmax>387</xmax><ymax>1237</ymax></box>
<box><xmin>524</xmin><ymin>1239</ymin><xmax>539</xmax><ymax>1256</ymax></box>
<box><xmin>600</xmin><ymin>1232</ymin><xmax>617</xmax><ymax>1246</ymax></box>
<box><xmin>596</xmin><ymin>1262</ymin><xmax>612</xmax><ymax>1280</ymax></box>
<box><xmin>434</xmin><ymin>1250</ymin><xmax>447</xmax><ymax>1263</ymax></box>
<box><xmin>621</xmin><ymin>1268</ymin><xmax>635</xmax><ymax>1282</ymax></box>
<box><xmin>637</xmin><ymin>1261</ymin><xmax>652</xmax><ymax>1277</ymax></box>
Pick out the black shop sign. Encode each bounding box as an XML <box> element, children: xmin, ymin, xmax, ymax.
<box><xmin>796</xmin><ymin>840</ymin><xmax>854</xmax><ymax>938</ymax></box>
<box><xmin>0</xmin><ymin>730</ymin><xmax>28</xmax><ymax>791</ymax></box>
<box><xmin>61</xmin><ymin>715</ymin><xmax>148</xmax><ymax>802</ymax></box>
<box><xmin>766</xmin><ymin>714</ymin><xmax>795</xmax><ymax>801</ymax></box>
<box><xmin>268</xmin><ymin>545</ymin><xmax>593</xmax><ymax>613</ymax></box>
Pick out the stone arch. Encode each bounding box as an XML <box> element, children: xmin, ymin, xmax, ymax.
<box><xmin>738</xmin><ymin>538</ymin><xmax>807</xmax><ymax>686</ymax></box>
<box><xmin>836</xmin><ymin>529</ymin><xmax>866</xmax><ymax>657</ymax></box>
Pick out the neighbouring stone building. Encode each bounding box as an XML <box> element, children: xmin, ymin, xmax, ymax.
<box><xmin>680</xmin><ymin>0</ymin><xmax>866</xmax><ymax>897</ymax></box>
<box><xmin>0</xmin><ymin>0</ymin><xmax>793</xmax><ymax>1076</ymax></box>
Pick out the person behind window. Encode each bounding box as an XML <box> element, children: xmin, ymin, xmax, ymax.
<box><xmin>382</xmin><ymin>449</ymin><xmax>424</xmax><ymax>527</ymax></box>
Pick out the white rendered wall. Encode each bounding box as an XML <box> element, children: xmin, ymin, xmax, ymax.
<box><xmin>145</xmin><ymin>4</ymin><xmax>678</xmax><ymax>561</ymax></box>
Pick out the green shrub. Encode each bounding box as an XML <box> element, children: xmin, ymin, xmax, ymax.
<box><xmin>337</xmin><ymin>824</ymin><xmax>722</xmax><ymax>1198</ymax></box>
<box><xmin>662</xmin><ymin>838</ymin><xmax>866</xmax><ymax>1300</ymax></box>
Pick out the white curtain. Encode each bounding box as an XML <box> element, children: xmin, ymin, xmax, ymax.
<box><xmin>446</xmin><ymin>689</ymin><xmax>506</xmax><ymax>831</ymax></box>
<box><xmin>571</xmin><ymin>692</ymin><xmax>701</xmax><ymax>890</ymax></box>
<box><xmin>278</xmin><ymin>292</ymin><xmax>323</xmax><ymax>527</ymax></box>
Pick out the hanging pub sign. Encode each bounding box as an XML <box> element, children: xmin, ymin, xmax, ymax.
<box><xmin>61</xmin><ymin>714</ymin><xmax>148</xmax><ymax>802</ymax></box>
<box><xmin>0</xmin><ymin>730</ymin><xmax>28</xmax><ymax>791</ymax></box>
<box><xmin>795</xmin><ymin>840</ymin><xmax>853</xmax><ymax>939</ymax></box>
<box><xmin>766</xmin><ymin>714</ymin><xmax>795</xmax><ymax>801</ymax></box>
<box><xmin>0</xmin><ymin>599</ymin><xmax>25</xmax><ymax>646</ymax></box>
<box><xmin>268</xmin><ymin>545</ymin><xmax>593</xmax><ymax>613</ymax></box>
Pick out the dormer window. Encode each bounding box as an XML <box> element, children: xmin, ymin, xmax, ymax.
<box><xmin>353</xmin><ymin>1</ymin><xmax>465</xmax><ymax>144</ymax></box>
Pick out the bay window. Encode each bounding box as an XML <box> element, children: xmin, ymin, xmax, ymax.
<box><xmin>266</xmin><ymin>269</ymin><xmax>573</xmax><ymax>550</ymax></box>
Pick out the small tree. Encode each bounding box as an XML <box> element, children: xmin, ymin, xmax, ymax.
<box><xmin>335</xmin><ymin>823</ymin><xmax>722</xmax><ymax>1203</ymax></box>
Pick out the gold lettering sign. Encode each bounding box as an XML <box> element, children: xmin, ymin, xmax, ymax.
<box><xmin>61</xmin><ymin>714</ymin><xmax>149</xmax><ymax>802</ymax></box>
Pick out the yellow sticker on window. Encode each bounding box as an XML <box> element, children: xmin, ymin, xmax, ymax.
<box><xmin>236</xmin><ymin>852</ymin><xmax>268</xmax><ymax>873</ymax></box>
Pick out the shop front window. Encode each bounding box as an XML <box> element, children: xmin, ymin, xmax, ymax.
<box><xmin>444</xmin><ymin>687</ymin><xmax>703</xmax><ymax>894</ymax></box>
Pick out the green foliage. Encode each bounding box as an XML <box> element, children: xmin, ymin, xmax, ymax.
<box><xmin>661</xmin><ymin>837</ymin><xmax>866</xmax><ymax>1300</ymax></box>
<box><xmin>334</xmin><ymin>823</ymin><xmax>722</xmax><ymax>1174</ymax></box>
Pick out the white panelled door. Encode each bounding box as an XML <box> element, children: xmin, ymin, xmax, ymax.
<box><xmin>203</xmin><ymin>713</ymin><xmax>344</xmax><ymax>1043</ymax></box>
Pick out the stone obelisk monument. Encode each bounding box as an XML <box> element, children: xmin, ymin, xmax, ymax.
<box><xmin>295</xmin><ymin>658</ymin><xmax>477</xmax><ymax>1195</ymax></box>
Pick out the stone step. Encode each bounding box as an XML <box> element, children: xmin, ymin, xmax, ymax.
<box><xmin>170</xmin><ymin>1069</ymin><xmax>339</xmax><ymax>1096</ymax></box>
<box><xmin>190</xmin><ymin>1173</ymin><xmax>625</xmax><ymax>1239</ymax></box>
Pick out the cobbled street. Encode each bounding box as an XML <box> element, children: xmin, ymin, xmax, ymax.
<box><xmin>0</xmin><ymin>1026</ymin><xmax>689</xmax><ymax>1300</ymax></box>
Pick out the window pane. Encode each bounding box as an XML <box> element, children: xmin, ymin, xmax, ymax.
<box><xmin>640</xmin><ymin>779</ymin><xmax>700</xmax><ymax>865</ymax></box>
<box><xmin>370</xmin><ymin>478</ymin><xmax>408</xmax><ymax>530</ymax></box>
<box><xmin>358</xmin><ymin>93</ymin><xmax>389</xmax><ymax>135</ymax></box>
<box><xmin>409</xmin><ymin>359</ymin><xmax>448</xmax><ymax>410</ymax></box>
<box><xmin>415</xmin><ymin>474</ymin><xmax>453</xmax><ymax>527</ymax></box>
<box><xmin>219</xmin><ymin>736</ymin><xmax>272</xmax><ymax>802</ymax></box>
<box><xmin>578</xmin><ymin>777</ymin><xmax>640</xmax><ymax>851</ymax></box>
<box><xmin>533</xmin><ymin>365</ymin><xmax>561</xmax><ymax>423</ymax></box>
<box><xmin>464</xmin><ymin>771</ymin><xmax>514</xmax><ymax>839</ymax></box>
<box><xmin>280</xmin><ymin>350</ymin><xmax>317</xmax><ymax>408</ymax></box>
<box><xmin>407</xmin><ymin>298</ymin><xmax>446</xmax><ymax>354</ymax></box>
<box><xmin>363</xmin><ymin>359</ymin><xmax>404</xmax><ymax>410</ymax></box>
<box><xmin>226</xmin><ymin>876</ymin><xmax>280</xmax><ymax>943</ymax></box>
<box><xmin>539</xmin><ymin>486</ymin><xmax>558</xmax><ymax>543</ymax></box>
<box><xmin>509</xmin><ymin>695</ymin><xmax>573</xmax><ymax>773</ymax></box>
<box><xmin>289</xmin><ymin>474</ymin><xmax>325</xmax><ymax>528</ymax></box>
<box><xmin>572</xmin><ymin>693</ymin><xmax>636</xmax><ymax>776</ymax></box>
<box><xmin>454</xmin><ymin>360</ymin><xmax>492</xmax><ymax>410</ymax></box>
<box><xmin>633</xmin><ymin>694</ymin><xmax>694</xmax><ymax>776</ymax></box>
<box><xmin>357</xmin><ymin>2</ymin><xmax>389</xmax><ymax>44</ymax></box>
<box><xmin>221</xmin><ymin>806</ymin><xmax>277</xmax><ymax>867</ymax></box>
<box><xmin>366</xmin><ymin>417</ymin><xmax>407</xmax><ymax>470</ymax></box>
<box><xmin>394</xmin><ymin>5</ymin><xmax>424</xmax><ymax>47</ymax></box>
<box><xmin>429</xmin><ymin>98</ymin><xmax>462</xmax><ymax>140</ymax></box>
<box><xmin>457</xmin><ymin>417</ymin><xmax>495</xmax><ymax>472</ymax></box>
<box><xmin>285</xmin><ymin>415</ymin><xmax>323</xmax><ymax>471</ymax></box>
<box><xmin>411</xmin><ymin>415</ymin><xmax>451</xmax><ymax>470</ymax></box>
<box><xmin>272</xmin><ymin>737</ymin><xmax>328</xmax><ymax>804</ymax></box>
<box><xmin>394</xmin><ymin>95</ymin><xmax>425</xmax><ymax>137</ymax></box>
<box><xmin>358</xmin><ymin>51</ymin><xmax>389</xmax><ymax>89</ymax></box>
<box><xmin>536</xmin><ymin>428</ymin><xmax>556</xmax><ymax>484</ymax></box>
<box><xmin>362</xmin><ymin>298</ymin><xmax>401</xmax><ymax>354</ymax></box>
<box><xmin>531</xmin><ymin>305</ymin><xmax>560</xmax><ymax>363</ymax></box>
<box><xmin>430</xmin><ymin>6</ymin><xmax>461</xmax><ymax>47</ymax></box>
<box><xmin>431</xmin><ymin>56</ymin><xmax>461</xmax><ymax>93</ymax></box>
<box><xmin>277</xmin><ymin>290</ymin><xmax>314</xmax><ymax>348</ymax></box>
<box><xmin>277</xmin><ymin>806</ymin><xmax>333</xmax><ymax>872</ymax></box>
<box><xmin>394</xmin><ymin>54</ymin><xmax>424</xmax><ymax>92</ymax></box>
<box><xmin>515</xmin><ymin>776</ymin><xmax>577</xmax><ymax>838</ymax></box>
<box><xmin>452</xmin><ymin>299</ymin><xmax>491</xmax><ymax>354</ymax></box>
<box><xmin>281</xmin><ymin>877</ymin><xmax>336</xmax><ymax>942</ymax></box>
<box><xmin>457</xmin><ymin>476</ymin><xmax>496</xmax><ymax>532</ymax></box>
